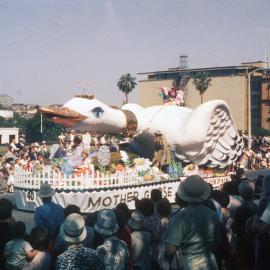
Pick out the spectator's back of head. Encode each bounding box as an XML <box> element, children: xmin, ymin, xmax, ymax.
<box><xmin>262</xmin><ymin>175</ymin><xmax>270</xmax><ymax>198</ymax></box>
<box><xmin>212</xmin><ymin>190</ymin><xmax>230</xmax><ymax>208</ymax></box>
<box><xmin>138</xmin><ymin>198</ymin><xmax>155</xmax><ymax>217</ymax></box>
<box><xmin>30</xmin><ymin>227</ymin><xmax>49</xmax><ymax>251</ymax></box>
<box><xmin>115</xmin><ymin>202</ymin><xmax>131</xmax><ymax>221</ymax></box>
<box><xmin>85</xmin><ymin>212</ymin><xmax>97</xmax><ymax>227</ymax></box>
<box><xmin>64</xmin><ymin>204</ymin><xmax>81</xmax><ymax>218</ymax></box>
<box><xmin>156</xmin><ymin>198</ymin><xmax>171</xmax><ymax>218</ymax></box>
<box><xmin>235</xmin><ymin>168</ymin><xmax>245</xmax><ymax>180</ymax></box>
<box><xmin>151</xmin><ymin>189</ymin><xmax>162</xmax><ymax>203</ymax></box>
<box><xmin>238</xmin><ymin>180</ymin><xmax>255</xmax><ymax>200</ymax></box>
<box><xmin>13</xmin><ymin>221</ymin><xmax>26</xmax><ymax>239</ymax></box>
<box><xmin>222</xmin><ymin>181</ymin><xmax>238</xmax><ymax>195</ymax></box>
<box><xmin>0</xmin><ymin>199</ymin><xmax>13</xmax><ymax>220</ymax></box>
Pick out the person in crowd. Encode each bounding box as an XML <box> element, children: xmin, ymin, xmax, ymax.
<box><xmin>5</xmin><ymin>146</ymin><xmax>16</xmax><ymax>160</ymax></box>
<box><xmin>4</xmin><ymin>221</ymin><xmax>38</xmax><ymax>270</ymax></box>
<box><xmin>231</xmin><ymin>180</ymin><xmax>257</xmax><ymax>270</ymax></box>
<box><xmin>28</xmin><ymin>146</ymin><xmax>38</xmax><ymax>161</ymax></box>
<box><xmin>114</xmin><ymin>209</ymin><xmax>133</xmax><ymax>269</ymax></box>
<box><xmin>16</xmin><ymin>137</ymin><xmax>25</xmax><ymax>152</ymax></box>
<box><xmin>34</xmin><ymin>183</ymin><xmax>64</xmax><ymax>240</ymax></box>
<box><xmin>40</xmin><ymin>141</ymin><xmax>50</xmax><ymax>159</ymax></box>
<box><xmin>128</xmin><ymin>210</ymin><xmax>151</xmax><ymax>270</ymax></box>
<box><xmin>151</xmin><ymin>188</ymin><xmax>162</xmax><ymax>206</ymax></box>
<box><xmin>94</xmin><ymin>209</ymin><xmax>128</xmax><ymax>270</ymax></box>
<box><xmin>53</xmin><ymin>204</ymin><xmax>95</xmax><ymax>259</ymax></box>
<box><xmin>165</xmin><ymin>175</ymin><xmax>221</xmax><ymax>270</ymax></box>
<box><xmin>0</xmin><ymin>199</ymin><xmax>15</xmax><ymax>269</ymax></box>
<box><xmin>137</xmin><ymin>198</ymin><xmax>161</xmax><ymax>269</ymax></box>
<box><xmin>212</xmin><ymin>190</ymin><xmax>230</xmax><ymax>225</ymax></box>
<box><xmin>156</xmin><ymin>198</ymin><xmax>171</xmax><ymax>236</ymax></box>
<box><xmin>252</xmin><ymin>175</ymin><xmax>270</xmax><ymax>270</ymax></box>
<box><xmin>10</xmin><ymin>138</ymin><xmax>19</xmax><ymax>153</ymax></box>
<box><xmin>115</xmin><ymin>203</ymin><xmax>132</xmax><ymax>222</ymax></box>
<box><xmin>3</xmin><ymin>158</ymin><xmax>15</xmax><ymax>193</ymax></box>
<box><xmin>22</xmin><ymin>227</ymin><xmax>51</xmax><ymax>270</ymax></box>
<box><xmin>55</xmin><ymin>213</ymin><xmax>104</xmax><ymax>270</ymax></box>
<box><xmin>222</xmin><ymin>181</ymin><xmax>243</xmax><ymax>219</ymax></box>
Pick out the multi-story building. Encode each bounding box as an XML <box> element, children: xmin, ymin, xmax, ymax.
<box><xmin>138</xmin><ymin>61</ymin><xmax>270</xmax><ymax>132</ymax></box>
<box><xmin>11</xmin><ymin>103</ymin><xmax>38</xmax><ymax>119</ymax></box>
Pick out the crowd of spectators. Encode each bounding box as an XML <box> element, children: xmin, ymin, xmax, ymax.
<box><xmin>238</xmin><ymin>135</ymin><xmax>270</xmax><ymax>170</ymax></box>
<box><xmin>0</xmin><ymin>170</ymin><xmax>270</xmax><ymax>269</ymax></box>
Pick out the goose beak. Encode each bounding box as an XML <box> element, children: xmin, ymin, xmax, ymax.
<box><xmin>38</xmin><ymin>106</ymin><xmax>87</xmax><ymax>128</ymax></box>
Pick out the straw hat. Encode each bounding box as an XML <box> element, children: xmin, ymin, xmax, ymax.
<box><xmin>94</xmin><ymin>209</ymin><xmax>119</xmax><ymax>236</ymax></box>
<box><xmin>128</xmin><ymin>211</ymin><xmax>145</xmax><ymax>230</ymax></box>
<box><xmin>59</xmin><ymin>213</ymin><xmax>87</xmax><ymax>244</ymax></box>
<box><xmin>177</xmin><ymin>175</ymin><xmax>211</xmax><ymax>203</ymax></box>
<box><xmin>37</xmin><ymin>183</ymin><xmax>55</xmax><ymax>198</ymax></box>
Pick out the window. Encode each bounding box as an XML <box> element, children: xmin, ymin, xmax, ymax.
<box><xmin>9</xmin><ymin>135</ymin><xmax>15</xmax><ymax>143</ymax></box>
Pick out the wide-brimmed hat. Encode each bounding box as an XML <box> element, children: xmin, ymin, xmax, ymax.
<box><xmin>37</xmin><ymin>183</ymin><xmax>55</xmax><ymax>198</ymax></box>
<box><xmin>238</xmin><ymin>180</ymin><xmax>255</xmax><ymax>198</ymax></box>
<box><xmin>59</xmin><ymin>213</ymin><xmax>87</xmax><ymax>244</ymax></box>
<box><xmin>177</xmin><ymin>175</ymin><xmax>211</xmax><ymax>203</ymax></box>
<box><xmin>94</xmin><ymin>209</ymin><xmax>119</xmax><ymax>236</ymax></box>
<box><xmin>128</xmin><ymin>211</ymin><xmax>145</xmax><ymax>230</ymax></box>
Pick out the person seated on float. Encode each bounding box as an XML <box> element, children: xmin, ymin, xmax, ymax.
<box><xmin>74</xmin><ymin>151</ymin><xmax>94</xmax><ymax>175</ymax></box>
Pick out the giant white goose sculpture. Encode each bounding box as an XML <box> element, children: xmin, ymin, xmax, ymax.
<box><xmin>39</xmin><ymin>95</ymin><xmax>244</xmax><ymax>166</ymax></box>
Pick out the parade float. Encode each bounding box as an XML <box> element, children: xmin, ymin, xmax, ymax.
<box><xmin>14</xmin><ymin>93</ymin><xmax>244</xmax><ymax>212</ymax></box>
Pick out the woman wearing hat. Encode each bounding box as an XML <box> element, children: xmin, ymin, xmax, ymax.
<box><xmin>94</xmin><ymin>209</ymin><xmax>129</xmax><ymax>270</ymax></box>
<box><xmin>55</xmin><ymin>213</ymin><xmax>104</xmax><ymax>270</ymax></box>
<box><xmin>165</xmin><ymin>175</ymin><xmax>221</xmax><ymax>270</ymax></box>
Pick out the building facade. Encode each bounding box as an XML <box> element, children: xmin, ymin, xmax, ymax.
<box><xmin>138</xmin><ymin>61</ymin><xmax>270</xmax><ymax>132</ymax></box>
<box><xmin>0</xmin><ymin>127</ymin><xmax>19</xmax><ymax>144</ymax></box>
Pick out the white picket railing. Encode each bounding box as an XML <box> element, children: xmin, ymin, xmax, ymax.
<box><xmin>13</xmin><ymin>167</ymin><xmax>231</xmax><ymax>190</ymax></box>
<box><xmin>13</xmin><ymin>167</ymin><xmax>144</xmax><ymax>190</ymax></box>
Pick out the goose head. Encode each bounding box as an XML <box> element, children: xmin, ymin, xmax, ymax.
<box><xmin>39</xmin><ymin>95</ymin><xmax>127</xmax><ymax>133</ymax></box>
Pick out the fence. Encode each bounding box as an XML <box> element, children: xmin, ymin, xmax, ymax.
<box><xmin>14</xmin><ymin>167</ymin><xmax>231</xmax><ymax>191</ymax></box>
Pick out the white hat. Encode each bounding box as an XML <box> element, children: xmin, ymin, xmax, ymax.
<box><xmin>59</xmin><ymin>213</ymin><xmax>87</xmax><ymax>244</ymax></box>
<box><xmin>177</xmin><ymin>175</ymin><xmax>211</xmax><ymax>203</ymax></box>
<box><xmin>37</xmin><ymin>183</ymin><xmax>55</xmax><ymax>198</ymax></box>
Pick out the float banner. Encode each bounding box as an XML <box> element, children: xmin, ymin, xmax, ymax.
<box><xmin>15</xmin><ymin>181</ymin><xmax>179</xmax><ymax>212</ymax></box>
<box><xmin>14</xmin><ymin>176</ymin><xmax>230</xmax><ymax>212</ymax></box>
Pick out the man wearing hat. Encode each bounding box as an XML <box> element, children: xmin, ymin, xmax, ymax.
<box><xmin>165</xmin><ymin>175</ymin><xmax>221</xmax><ymax>270</ymax></box>
<box><xmin>94</xmin><ymin>209</ymin><xmax>128</xmax><ymax>270</ymax></box>
<box><xmin>56</xmin><ymin>213</ymin><xmax>104</xmax><ymax>270</ymax></box>
<box><xmin>128</xmin><ymin>211</ymin><xmax>151</xmax><ymax>270</ymax></box>
<box><xmin>34</xmin><ymin>183</ymin><xmax>64</xmax><ymax>239</ymax></box>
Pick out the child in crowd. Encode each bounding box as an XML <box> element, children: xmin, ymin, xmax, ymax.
<box><xmin>4</xmin><ymin>221</ymin><xmax>38</xmax><ymax>270</ymax></box>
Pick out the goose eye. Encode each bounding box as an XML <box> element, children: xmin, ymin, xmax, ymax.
<box><xmin>91</xmin><ymin>107</ymin><xmax>104</xmax><ymax>118</ymax></box>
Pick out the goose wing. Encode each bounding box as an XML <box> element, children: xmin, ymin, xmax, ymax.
<box><xmin>175</xmin><ymin>100</ymin><xmax>244</xmax><ymax>167</ymax></box>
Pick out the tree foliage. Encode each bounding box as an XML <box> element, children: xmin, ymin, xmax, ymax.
<box><xmin>0</xmin><ymin>112</ymin><xmax>66</xmax><ymax>144</ymax></box>
<box><xmin>117</xmin><ymin>73</ymin><xmax>137</xmax><ymax>104</ymax></box>
<box><xmin>192</xmin><ymin>72</ymin><xmax>212</xmax><ymax>104</ymax></box>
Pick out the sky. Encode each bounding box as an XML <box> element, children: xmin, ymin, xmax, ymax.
<box><xmin>0</xmin><ymin>0</ymin><xmax>270</xmax><ymax>106</ymax></box>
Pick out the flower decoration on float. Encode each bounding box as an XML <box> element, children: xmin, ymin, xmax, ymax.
<box><xmin>97</xmin><ymin>145</ymin><xmax>111</xmax><ymax>167</ymax></box>
<box><xmin>120</xmin><ymin>150</ymin><xmax>130</xmax><ymax>166</ymax></box>
<box><xmin>133</xmin><ymin>158</ymin><xmax>152</xmax><ymax>174</ymax></box>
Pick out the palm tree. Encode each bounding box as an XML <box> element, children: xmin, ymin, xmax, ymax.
<box><xmin>117</xmin><ymin>73</ymin><xmax>137</xmax><ymax>104</ymax></box>
<box><xmin>192</xmin><ymin>72</ymin><xmax>212</xmax><ymax>104</ymax></box>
